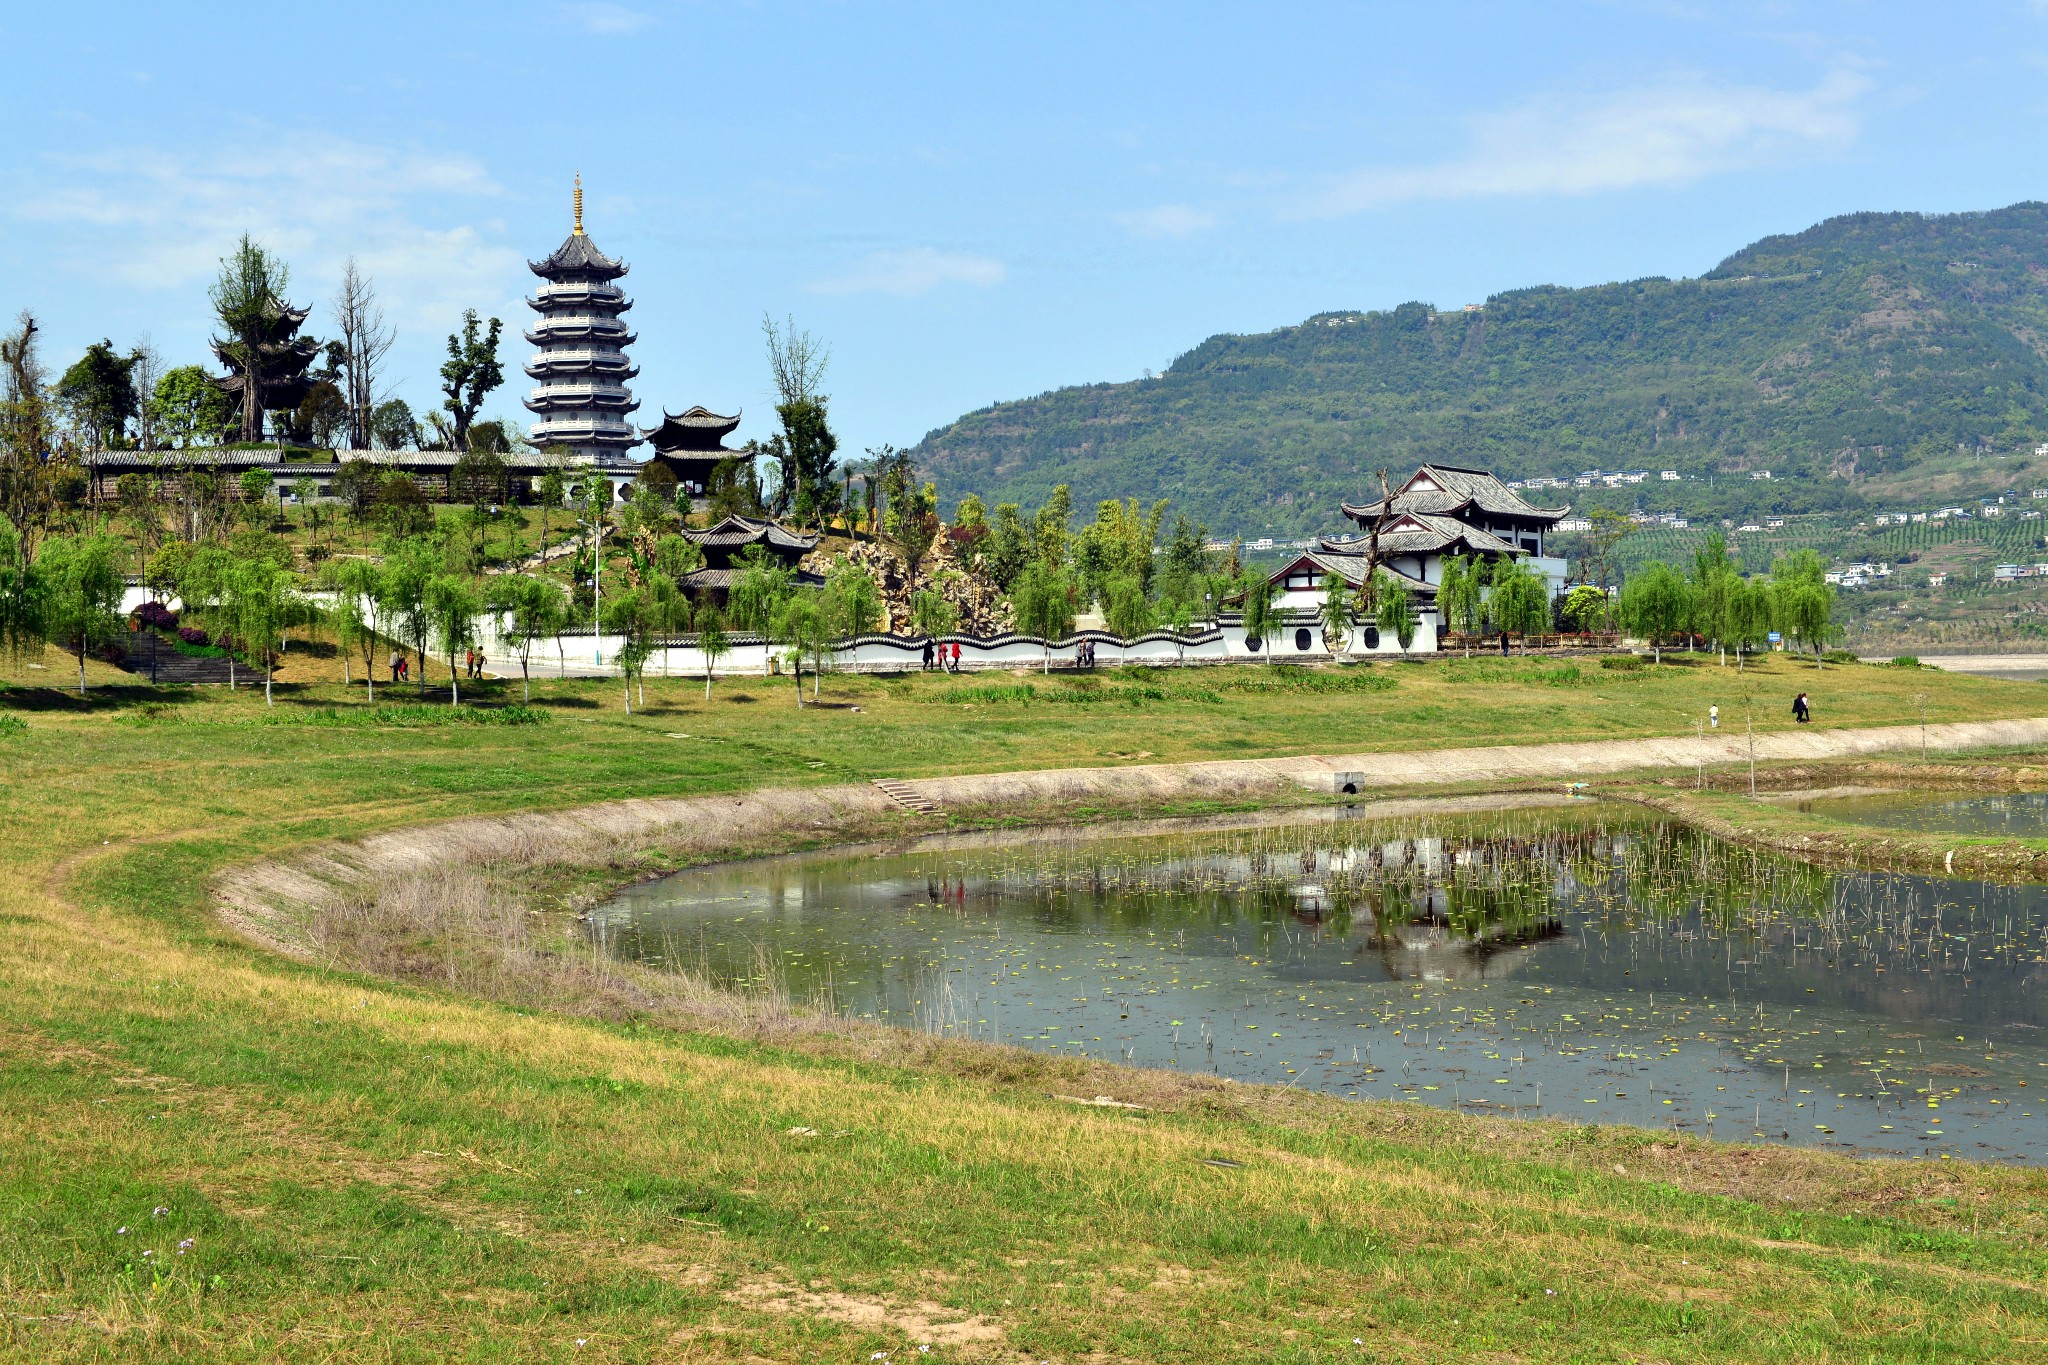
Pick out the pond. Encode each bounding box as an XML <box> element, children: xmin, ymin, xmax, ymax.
<box><xmin>591</xmin><ymin>804</ymin><xmax>2048</xmax><ymax>1162</ymax></box>
<box><xmin>1801</xmin><ymin>790</ymin><xmax>2048</xmax><ymax>840</ymax></box>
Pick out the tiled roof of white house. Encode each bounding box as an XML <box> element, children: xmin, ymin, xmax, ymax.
<box><xmin>1274</xmin><ymin>550</ymin><xmax>1436</xmax><ymax>595</ymax></box>
<box><xmin>1341</xmin><ymin>463</ymin><xmax>1567</xmax><ymax>524</ymax></box>
<box><xmin>1319</xmin><ymin>510</ymin><xmax>1525</xmax><ymax>559</ymax></box>
<box><xmin>679</xmin><ymin>514</ymin><xmax>820</xmax><ymax>554</ymax></box>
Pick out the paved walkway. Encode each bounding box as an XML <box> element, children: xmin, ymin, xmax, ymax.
<box><xmin>906</xmin><ymin>716</ymin><xmax>2048</xmax><ymax>809</ymax></box>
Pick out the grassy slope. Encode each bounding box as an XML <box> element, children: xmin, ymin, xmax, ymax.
<box><xmin>4</xmin><ymin>653</ymin><xmax>2048</xmax><ymax>1361</ymax></box>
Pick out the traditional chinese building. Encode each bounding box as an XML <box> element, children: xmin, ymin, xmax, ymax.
<box><xmin>524</xmin><ymin>177</ymin><xmax>641</xmax><ymax>465</ymax></box>
<box><xmin>1262</xmin><ymin>463</ymin><xmax>1569</xmax><ymax>653</ymax></box>
<box><xmin>641</xmin><ymin>406</ymin><xmax>745</xmax><ymax>501</ymax></box>
<box><xmin>677</xmin><ymin>514</ymin><xmax>822</xmax><ymax>602</ymax></box>
<box><xmin>211</xmin><ymin>298</ymin><xmax>318</xmax><ymax>439</ymax></box>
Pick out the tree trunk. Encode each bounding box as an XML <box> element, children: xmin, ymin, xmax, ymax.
<box><xmin>264</xmin><ymin>655</ymin><xmax>273</xmax><ymax>707</ymax></box>
<box><xmin>623</xmin><ymin>673</ymin><xmax>631</xmax><ymax>714</ymax></box>
<box><xmin>522</xmin><ymin>657</ymin><xmax>531</xmax><ymax>702</ymax></box>
<box><xmin>366</xmin><ymin>668</ymin><xmax>373</xmax><ymax>703</ymax></box>
<box><xmin>705</xmin><ymin>664</ymin><xmax>713</xmax><ymax>701</ymax></box>
<box><xmin>448</xmin><ymin>653</ymin><xmax>460</xmax><ymax>706</ymax></box>
<box><xmin>792</xmin><ymin>660</ymin><xmax>803</xmax><ymax>708</ymax></box>
<box><xmin>77</xmin><ymin>641</ymin><xmax>87</xmax><ymax>696</ymax></box>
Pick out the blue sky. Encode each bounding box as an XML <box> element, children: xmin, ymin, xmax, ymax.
<box><xmin>6</xmin><ymin>2</ymin><xmax>2048</xmax><ymax>457</ymax></box>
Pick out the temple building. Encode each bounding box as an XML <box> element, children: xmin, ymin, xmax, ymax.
<box><xmin>677</xmin><ymin>514</ymin><xmax>822</xmax><ymax>603</ymax></box>
<box><xmin>1262</xmin><ymin>463</ymin><xmax>1569</xmax><ymax>652</ymax></box>
<box><xmin>524</xmin><ymin>177</ymin><xmax>641</xmax><ymax>465</ymax></box>
<box><xmin>641</xmin><ymin>406</ymin><xmax>746</xmax><ymax>502</ymax></box>
<box><xmin>211</xmin><ymin>298</ymin><xmax>318</xmax><ymax>439</ymax></box>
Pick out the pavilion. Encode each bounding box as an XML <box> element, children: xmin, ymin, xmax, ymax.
<box><xmin>677</xmin><ymin>514</ymin><xmax>823</xmax><ymax>603</ymax></box>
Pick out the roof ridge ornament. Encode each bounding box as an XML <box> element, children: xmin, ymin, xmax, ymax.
<box><xmin>573</xmin><ymin>173</ymin><xmax>584</xmax><ymax>235</ymax></box>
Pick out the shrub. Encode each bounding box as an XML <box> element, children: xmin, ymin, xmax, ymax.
<box><xmin>1599</xmin><ymin>654</ymin><xmax>1645</xmax><ymax>671</ymax></box>
<box><xmin>265</xmin><ymin>704</ymin><xmax>551</xmax><ymax>728</ymax></box>
<box><xmin>1824</xmin><ymin>649</ymin><xmax>1862</xmax><ymax>664</ymax></box>
<box><xmin>0</xmin><ymin>713</ymin><xmax>25</xmax><ymax>738</ymax></box>
<box><xmin>1888</xmin><ymin>655</ymin><xmax>1923</xmax><ymax>669</ymax></box>
<box><xmin>177</xmin><ymin>626</ymin><xmax>209</xmax><ymax>647</ymax></box>
<box><xmin>134</xmin><ymin>601</ymin><xmax>178</xmax><ymax>630</ymax></box>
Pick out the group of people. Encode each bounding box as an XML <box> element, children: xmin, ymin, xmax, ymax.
<box><xmin>386</xmin><ymin>651</ymin><xmax>410</xmax><ymax>684</ymax></box>
<box><xmin>382</xmin><ymin>650</ymin><xmax>489</xmax><ymax>683</ymax></box>
<box><xmin>463</xmin><ymin>648</ymin><xmax>489</xmax><ymax>680</ymax></box>
<box><xmin>920</xmin><ymin>639</ymin><xmax>963</xmax><ymax>672</ymax></box>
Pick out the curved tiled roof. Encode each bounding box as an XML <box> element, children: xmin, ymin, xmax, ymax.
<box><xmin>1342</xmin><ymin>463</ymin><xmax>1567</xmax><ymax>524</ymax></box>
<box><xmin>643</xmin><ymin>406</ymin><xmax>742</xmax><ymax>452</ymax></box>
<box><xmin>1319</xmin><ymin>511</ymin><xmax>1524</xmax><ymax>559</ymax></box>
<box><xmin>680</xmin><ymin>514</ymin><xmax>820</xmax><ymax>554</ymax></box>
<box><xmin>528</xmin><ymin>232</ymin><xmax>627</xmax><ymax>280</ymax></box>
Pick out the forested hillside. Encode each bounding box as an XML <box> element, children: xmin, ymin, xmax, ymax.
<box><xmin>913</xmin><ymin>203</ymin><xmax>2048</xmax><ymax>536</ymax></box>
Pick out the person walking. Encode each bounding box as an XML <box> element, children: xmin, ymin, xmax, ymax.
<box><xmin>1709</xmin><ymin>703</ymin><xmax>1719</xmax><ymax>730</ymax></box>
<box><xmin>473</xmin><ymin>649</ymin><xmax>487</xmax><ymax>680</ymax></box>
<box><xmin>1793</xmin><ymin>692</ymin><xmax>1811</xmax><ymax>724</ymax></box>
<box><xmin>921</xmin><ymin>638</ymin><xmax>935</xmax><ymax>671</ymax></box>
<box><xmin>1499</xmin><ymin>630</ymin><xmax>1510</xmax><ymax>657</ymax></box>
<box><xmin>950</xmin><ymin>641</ymin><xmax>961</xmax><ymax>673</ymax></box>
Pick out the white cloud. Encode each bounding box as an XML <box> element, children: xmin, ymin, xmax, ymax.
<box><xmin>1113</xmin><ymin>203</ymin><xmax>1220</xmax><ymax>238</ymax></box>
<box><xmin>561</xmin><ymin>2</ymin><xmax>655</xmax><ymax>35</ymax></box>
<box><xmin>15</xmin><ymin>132</ymin><xmax>522</xmax><ymax>335</ymax></box>
<box><xmin>1297</xmin><ymin>67</ymin><xmax>1871</xmax><ymax>216</ymax></box>
<box><xmin>809</xmin><ymin>247</ymin><xmax>1006</xmax><ymax>296</ymax></box>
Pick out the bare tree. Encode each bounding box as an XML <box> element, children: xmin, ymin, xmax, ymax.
<box><xmin>332</xmin><ymin>257</ymin><xmax>394</xmax><ymax>450</ymax></box>
<box><xmin>130</xmin><ymin>334</ymin><xmax>164</xmax><ymax>451</ymax></box>
<box><xmin>762</xmin><ymin>313</ymin><xmax>829</xmax><ymax>407</ymax></box>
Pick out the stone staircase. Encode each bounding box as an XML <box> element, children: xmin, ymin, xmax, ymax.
<box><xmin>872</xmin><ymin>778</ymin><xmax>942</xmax><ymax>816</ymax></box>
<box><xmin>116</xmin><ymin>634</ymin><xmax>266</xmax><ymax>686</ymax></box>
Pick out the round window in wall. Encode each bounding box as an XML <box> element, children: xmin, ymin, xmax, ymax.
<box><xmin>1294</xmin><ymin>627</ymin><xmax>1313</xmax><ymax>652</ymax></box>
<box><xmin>1361</xmin><ymin>625</ymin><xmax>1381</xmax><ymax>650</ymax></box>
<box><xmin>1244</xmin><ymin>633</ymin><xmax>1262</xmax><ymax>652</ymax></box>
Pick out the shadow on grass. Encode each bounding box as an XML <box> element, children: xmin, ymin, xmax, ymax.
<box><xmin>0</xmin><ymin>681</ymin><xmax>204</xmax><ymax>712</ymax></box>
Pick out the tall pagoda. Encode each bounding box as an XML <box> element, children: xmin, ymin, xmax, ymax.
<box><xmin>524</xmin><ymin>177</ymin><xmax>640</xmax><ymax>462</ymax></box>
<box><xmin>211</xmin><ymin>298</ymin><xmax>318</xmax><ymax>441</ymax></box>
<box><xmin>640</xmin><ymin>405</ymin><xmax>745</xmax><ymax>499</ymax></box>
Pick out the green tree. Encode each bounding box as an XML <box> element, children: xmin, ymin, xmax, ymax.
<box><xmin>327</xmin><ymin>557</ymin><xmax>383</xmax><ymax>698</ymax></box>
<box><xmin>227</xmin><ymin>558</ymin><xmax>301</xmax><ymax>706</ymax></box>
<box><xmin>1770</xmin><ymin>549</ymin><xmax>1835</xmax><ymax>667</ymax></box>
<box><xmin>726</xmin><ymin>552</ymin><xmax>793</xmax><ymax>635</ymax></box>
<box><xmin>910</xmin><ymin>586</ymin><xmax>960</xmax><ymax>641</ymax></box>
<box><xmin>1618</xmin><ymin>562</ymin><xmax>1693</xmax><ymax>662</ymax></box>
<box><xmin>238</xmin><ymin>469</ymin><xmax>272</xmax><ymax>528</ymax></box>
<box><xmin>1725</xmin><ymin>575</ymin><xmax>1774</xmax><ymax>670</ymax></box>
<box><xmin>823</xmin><ymin>562</ymin><xmax>883</xmax><ymax>640</ymax></box>
<box><xmin>0</xmin><ymin>515</ymin><xmax>45</xmax><ymax>660</ymax></box>
<box><xmin>425</xmin><ymin>573</ymin><xmax>482</xmax><ymax>705</ymax></box>
<box><xmin>1236</xmin><ymin>570</ymin><xmax>1280</xmax><ymax>657</ymax></box>
<box><xmin>1100</xmin><ymin>573</ymin><xmax>1153</xmax><ymax>643</ymax></box>
<box><xmin>1558</xmin><ymin>583</ymin><xmax>1611</xmax><ymax>635</ymax></box>
<box><xmin>57</xmin><ymin>340</ymin><xmax>139</xmax><ymax>448</ymax></box>
<box><xmin>376</xmin><ymin>475</ymin><xmax>433</xmax><ymax>541</ymax></box>
<box><xmin>1033</xmin><ymin>485</ymin><xmax>1073</xmax><ymax>570</ymax></box>
<box><xmin>1011</xmin><ymin>563</ymin><xmax>1075</xmax><ymax>672</ymax></box>
<box><xmin>36</xmin><ymin>533</ymin><xmax>124</xmax><ymax>693</ymax></box>
<box><xmin>980</xmin><ymin>502</ymin><xmax>1031</xmax><ymax>589</ymax></box>
<box><xmin>452</xmin><ymin>447</ymin><xmax>507</xmax><ymax>560</ymax></box>
<box><xmin>1319</xmin><ymin>572</ymin><xmax>1353</xmax><ymax>651</ymax></box>
<box><xmin>439</xmin><ymin>311</ymin><xmax>504</xmax><ymax>451</ymax></box>
<box><xmin>208</xmin><ymin>235</ymin><xmax>293</xmax><ymax>444</ymax></box>
<box><xmin>379</xmin><ymin>539</ymin><xmax>437</xmax><ymax>697</ymax></box>
<box><xmin>1489</xmin><ymin>562</ymin><xmax>1551</xmax><ymax>653</ymax></box>
<box><xmin>1437</xmin><ymin>555</ymin><xmax>1487</xmax><ymax>654</ymax></box>
<box><xmin>602</xmin><ymin>586</ymin><xmax>655</xmax><ymax>713</ymax></box>
<box><xmin>1690</xmin><ymin>532</ymin><xmax>1739</xmax><ymax>662</ymax></box>
<box><xmin>150</xmin><ymin>366</ymin><xmax>233</xmax><ymax>448</ymax></box>
<box><xmin>695</xmin><ymin>606</ymin><xmax>732</xmax><ymax>701</ymax></box>
<box><xmin>369</xmin><ymin>398</ymin><xmax>417</xmax><ymax>449</ymax></box>
<box><xmin>536</xmin><ymin>463</ymin><xmax>567</xmax><ymax>558</ymax></box>
<box><xmin>1372</xmin><ymin>570</ymin><xmax>1417</xmax><ymax>655</ymax></box>
<box><xmin>771</xmin><ymin>591</ymin><xmax>832</xmax><ymax>703</ymax></box>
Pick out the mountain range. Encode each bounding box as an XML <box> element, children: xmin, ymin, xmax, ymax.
<box><xmin>910</xmin><ymin>203</ymin><xmax>2048</xmax><ymax>536</ymax></box>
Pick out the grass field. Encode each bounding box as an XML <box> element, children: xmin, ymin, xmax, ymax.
<box><xmin>5</xmin><ymin>650</ymin><xmax>2048</xmax><ymax>1361</ymax></box>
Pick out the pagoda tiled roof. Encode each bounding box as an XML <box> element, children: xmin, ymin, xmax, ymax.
<box><xmin>1269</xmin><ymin>549</ymin><xmax>1436</xmax><ymax>597</ymax></box>
<box><xmin>528</xmin><ymin>232</ymin><xmax>627</xmax><ymax>280</ymax></box>
<box><xmin>643</xmin><ymin>406</ymin><xmax>742</xmax><ymax>452</ymax></box>
<box><xmin>680</xmin><ymin>514</ymin><xmax>820</xmax><ymax>554</ymax></box>
<box><xmin>1318</xmin><ymin>511</ymin><xmax>1524</xmax><ymax>558</ymax></box>
<box><xmin>1341</xmin><ymin>463</ymin><xmax>1566</xmax><ymax>524</ymax></box>
<box><xmin>681</xmin><ymin>566</ymin><xmax>827</xmax><ymax>591</ymax></box>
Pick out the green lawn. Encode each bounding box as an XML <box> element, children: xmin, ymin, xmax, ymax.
<box><xmin>3</xmin><ymin>651</ymin><xmax>2047</xmax><ymax>1361</ymax></box>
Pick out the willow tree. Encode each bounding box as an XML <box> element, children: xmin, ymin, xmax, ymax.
<box><xmin>1372</xmin><ymin>569</ymin><xmax>1417</xmax><ymax>655</ymax></box>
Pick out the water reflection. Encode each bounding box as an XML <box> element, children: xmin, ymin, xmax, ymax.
<box><xmin>592</xmin><ymin>806</ymin><xmax>2048</xmax><ymax>1163</ymax></box>
<box><xmin>1803</xmin><ymin>790</ymin><xmax>2048</xmax><ymax>839</ymax></box>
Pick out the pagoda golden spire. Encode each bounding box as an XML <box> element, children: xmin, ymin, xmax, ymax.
<box><xmin>573</xmin><ymin>173</ymin><xmax>584</xmax><ymax>235</ymax></box>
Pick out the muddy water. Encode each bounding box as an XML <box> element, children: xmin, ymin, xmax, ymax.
<box><xmin>1804</xmin><ymin>790</ymin><xmax>2048</xmax><ymax>839</ymax></box>
<box><xmin>591</xmin><ymin>805</ymin><xmax>2048</xmax><ymax>1162</ymax></box>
